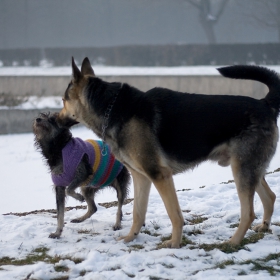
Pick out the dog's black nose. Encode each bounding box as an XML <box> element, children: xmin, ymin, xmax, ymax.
<box><xmin>36</xmin><ymin>118</ymin><xmax>42</xmax><ymax>123</ymax></box>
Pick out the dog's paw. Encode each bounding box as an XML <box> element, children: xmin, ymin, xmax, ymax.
<box><xmin>75</xmin><ymin>194</ymin><xmax>85</xmax><ymax>202</ymax></box>
<box><xmin>113</xmin><ymin>224</ymin><xmax>122</xmax><ymax>231</ymax></box>
<box><xmin>49</xmin><ymin>232</ymin><xmax>61</xmax><ymax>239</ymax></box>
<box><xmin>252</xmin><ymin>222</ymin><xmax>270</xmax><ymax>232</ymax></box>
<box><xmin>118</xmin><ymin>234</ymin><xmax>136</xmax><ymax>243</ymax></box>
<box><xmin>162</xmin><ymin>239</ymin><xmax>180</xmax><ymax>249</ymax></box>
<box><xmin>70</xmin><ymin>218</ymin><xmax>84</xmax><ymax>223</ymax></box>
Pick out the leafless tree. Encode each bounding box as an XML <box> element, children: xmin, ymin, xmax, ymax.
<box><xmin>241</xmin><ymin>0</ymin><xmax>280</xmax><ymax>42</ymax></box>
<box><xmin>185</xmin><ymin>0</ymin><xmax>229</xmax><ymax>44</ymax></box>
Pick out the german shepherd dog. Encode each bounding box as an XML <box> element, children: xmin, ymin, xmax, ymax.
<box><xmin>33</xmin><ymin>112</ymin><xmax>130</xmax><ymax>238</ymax></box>
<box><xmin>57</xmin><ymin>57</ymin><xmax>280</xmax><ymax>248</ymax></box>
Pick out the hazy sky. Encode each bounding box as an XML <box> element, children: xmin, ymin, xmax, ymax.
<box><xmin>0</xmin><ymin>0</ymin><xmax>278</xmax><ymax>49</ymax></box>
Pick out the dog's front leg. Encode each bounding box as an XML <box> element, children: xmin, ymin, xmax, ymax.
<box><xmin>49</xmin><ymin>186</ymin><xmax>66</xmax><ymax>238</ymax></box>
<box><xmin>152</xmin><ymin>168</ymin><xmax>184</xmax><ymax>248</ymax></box>
<box><xmin>118</xmin><ymin>169</ymin><xmax>151</xmax><ymax>243</ymax></box>
<box><xmin>66</xmin><ymin>156</ymin><xmax>91</xmax><ymax>202</ymax></box>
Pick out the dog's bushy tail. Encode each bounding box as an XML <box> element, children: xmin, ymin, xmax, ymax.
<box><xmin>218</xmin><ymin>65</ymin><xmax>280</xmax><ymax>116</ymax></box>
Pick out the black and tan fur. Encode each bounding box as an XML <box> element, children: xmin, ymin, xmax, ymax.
<box><xmin>33</xmin><ymin>112</ymin><xmax>130</xmax><ymax>238</ymax></box>
<box><xmin>57</xmin><ymin>57</ymin><xmax>280</xmax><ymax>248</ymax></box>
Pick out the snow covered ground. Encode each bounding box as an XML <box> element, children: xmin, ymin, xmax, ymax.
<box><xmin>0</xmin><ymin>65</ymin><xmax>280</xmax><ymax>279</ymax></box>
<box><xmin>0</xmin><ymin>120</ymin><xmax>279</xmax><ymax>279</ymax></box>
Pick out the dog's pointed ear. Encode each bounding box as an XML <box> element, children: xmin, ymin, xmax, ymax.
<box><xmin>81</xmin><ymin>57</ymin><xmax>95</xmax><ymax>76</ymax></box>
<box><xmin>72</xmin><ymin>57</ymin><xmax>82</xmax><ymax>82</ymax></box>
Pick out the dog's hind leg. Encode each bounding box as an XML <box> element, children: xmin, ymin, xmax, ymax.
<box><xmin>71</xmin><ymin>186</ymin><xmax>98</xmax><ymax>223</ymax></box>
<box><xmin>229</xmin><ymin>159</ymin><xmax>256</xmax><ymax>245</ymax></box>
<box><xmin>112</xmin><ymin>167</ymin><xmax>130</xmax><ymax>230</ymax></box>
<box><xmin>49</xmin><ymin>186</ymin><xmax>66</xmax><ymax>238</ymax></box>
<box><xmin>253</xmin><ymin>177</ymin><xmax>276</xmax><ymax>232</ymax></box>
<box><xmin>118</xmin><ymin>168</ymin><xmax>151</xmax><ymax>243</ymax></box>
<box><xmin>152</xmin><ymin>167</ymin><xmax>184</xmax><ymax>248</ymax></box>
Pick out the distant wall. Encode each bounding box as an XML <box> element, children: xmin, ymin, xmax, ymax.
<box><xmin>0</xmin><ymin>74</ymin><xmax>268</xmax><ymax>134</ymax></box>
<box><xmin>1</xmin><ymin>43</ymin><xmax>280</xmax><ymax>67</ymax></box>
<box><xmin>0</xmin><ymin>75</ymin><xmax>268</xmax><ymax>98</ymax></box>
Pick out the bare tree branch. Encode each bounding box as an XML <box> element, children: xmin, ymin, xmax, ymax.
<box><xmin>215</xmin><ymin>0</ymin><xmax>229</xmax><ymax>22</ymax></box>
<box><xmin>185</xmin><ymin>0</ymin><xmax>201</xmax><ymax>10</ymax></box>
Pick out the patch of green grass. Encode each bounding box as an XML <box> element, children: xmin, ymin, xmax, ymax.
<box><xmin>161</xmin><ymin>263</ymin><xmax>175</xmax><ymax>269</ymax></box>
<box><xmin>238</xmin><ymin>252</ymin><xmax>280</xmax><ymax>276</ymax></box>
<box><xmin>186</xmin><ymin>214</ymin><xmax>208</xmax><ymax>225</ymax></box>
<box><xmin>181</xmin><ymin>235</ymin><xmax>195</xmax><ymax>247</ymax></box>
<box><xmin>108</xmin><ymin>265</ymin><xmax>121</xmax><ymax>271</ymax></box>
<box><xmin>160</xmin><ymin>234</ymin><xmax>172</xmax><ymax>243</ymax></box>
<box><xmin>240</xmin><ymin>232</ymin><xmax>265</xmax><ymax>246</ymax></box>
<box><xmin>0</xmin><ymin>246</ymin><xmax>83</xmax><ymax>268</ymax></box>
<box><xmin>156</xmin><ymin>234</ymin><xmax>194</xmax><ymax>249</ymax></box>
<box><xmin>229</xmin><ymin>223</ymin><xmax>239</xmax><ymax>228</ymax></box>
<box><xmin>238</xmin><ymin>270</ymin><xmax>247</xmax><ymax>276</ymax></box>
<box><xmin>215</xmin><ymin>260</ymin><xmax>235</xmax><ymax>269</ymax></box>
<box><xmin>190</xmin><ymin>242</ymin><xmax>241</xmax><ymax>253</ymax></box>
<box><xmin>190</xmin><ymin>232</ymin><xmax>265</xmax><ymax>253</ymax></box>
<box><xmin>177</xmin><ymin>188</ymin><xmax>192</xmax><ymax>192</ymax></box>
<box><xmin>266</xmin><ymin>167</ymin><xmax>280</xmax><ymax>175</ymax></box>
<box><xmin>262</xmin><ymin>252</ymin><xmax>280</xmax><ymax>262</ymax></box>
<box><xmin>141</xmin><ymin>228</ymin><xmax>160</xmax><ymax>237</ymax></box>
<box><xmin>123</xmin><ymin>270</ymin><xmax>136</xmax><ymax>278</ymax></box>
<box><xmin>185</xmin><ymin>228</ymin><xmax>204</xmax><ymax>236</ymax></box>
<box><xmin>220</xmin><ymin>180</ymin><xmax>235</xmax><ymax>184</ymax></box>
<box><xmin>77</xmin><ymin>229</ymin><xmax>100</xmax><ymax>236</ymax></box>
<box><xmin>193</xmin><ymin>250</ymin><xmax>280</xmax><ymax>276</ymax></box>
<box><xmin>241</xmin><ymin>260</ymin><xmax>280</xmax><ymax>276</ymax></box>
<box><xmin>128</xmin><ymin>244</ymin><xmax>145</xmax><ymax>251</ymax></box>
<box><xmin>51</xmin><ymin>276</ymin><xmax>69</xmax><ymax>280</ymax></box>
<box><xmin>54</xmin><ymin>265</ymin><xmax>69</xmax><ymax>273</ymax></box>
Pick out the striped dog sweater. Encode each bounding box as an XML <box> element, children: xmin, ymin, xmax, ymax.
<box><xmin>51</xmin><ymin>138</ymin><xmax>123</xmax><ymax>188</ymax></box>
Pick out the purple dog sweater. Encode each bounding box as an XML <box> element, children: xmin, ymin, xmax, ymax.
<box><xmin>51</xmin><ymin>138</ymin><xmax>123</xmax><ymax>188</ymax></box>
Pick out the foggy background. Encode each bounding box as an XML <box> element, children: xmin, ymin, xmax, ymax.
<box><xmin>0</xmin><ymin>0</ymin><xmax>280</xmax><ymax>66</ymax></box>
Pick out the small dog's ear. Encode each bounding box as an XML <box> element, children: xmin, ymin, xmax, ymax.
<box><xmin>72</xmin><ymin>57</ymin><xmax>82</xmax><ymax>83</ymax></box>
<box><xmin>81</xmin><ymin>57</ymin><xmax>95</xmax><ymax>76</ymax></box>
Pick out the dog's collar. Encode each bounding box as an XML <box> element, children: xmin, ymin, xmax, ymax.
<box><xmin>101</xmin><ymin>83</ymin><xmax>123</xmax><ymax>156</ymax></box>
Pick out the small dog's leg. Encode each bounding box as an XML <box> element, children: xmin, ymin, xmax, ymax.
<box><xmin>49</xmin><ymin>186</ymin><xmax>66</xmax><ymax>238</ymax></box>
<box><xmin>152</xmin><ymin>167</ymin><xmax>184</xmax><ymax>249</ymax></box>
<box><xmin>253</xmin><ymin>177</ymin><xmax>276</xmax><ymax>232</ymax></box>
<box><xmin>118</xmin><ymin>169</ymin><xmax>151</xmax><ymax>242</ymax></box>
<box><xmin>71</xmin><ymin>186</ymin><xmax>98</xmax><ymax>223</ymax></box>
<box><xmin>112</xmin><ymin>182</ymin><xmax>124</xmax><ymax>230</ymax></box>
<box><xmin>66</xmin><ymin>156</ymin><xmax>92</xmax><ymax>202</ymax></box>
<box><xmin>66</xmin><ymin>188</ymin><xmax>84</xmax><ymax>202</ymax></box>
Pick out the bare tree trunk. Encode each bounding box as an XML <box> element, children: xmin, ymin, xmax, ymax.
<box><xmin>199</xmin><ymin>16</ymin><xmax>216</xmax><ymax>44</ymax></box>
<box><xmin>186</xmin><ymin>0</ymin><xmax>228</xmax><ymax>44</ymax></box>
